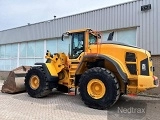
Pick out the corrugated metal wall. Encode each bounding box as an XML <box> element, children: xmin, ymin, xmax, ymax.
<box><xmin>0</xmin><ymin>0</ymin><xmax>159</xmax><ymax>54</ymax></box>
<box><xmin>137</xmin><ymin>0</ymin><xmax>160</xmax><ymax>54</ymax></box>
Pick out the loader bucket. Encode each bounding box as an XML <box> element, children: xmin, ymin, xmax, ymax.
<box><xmin>1</xmin><ymin>66</ymin><xmax>31</xmax><ymax>94</ymax></box>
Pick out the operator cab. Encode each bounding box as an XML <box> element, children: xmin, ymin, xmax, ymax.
<box><xmin>61</xmin><ymin>28</ymin><xmax>100</xmax><ymax>59</ymax></box>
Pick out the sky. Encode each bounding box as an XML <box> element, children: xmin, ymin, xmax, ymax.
<box><xmin>0</xmin><ymin>0</ymin><xmax>134</xmax><ymax>31</ymax></box>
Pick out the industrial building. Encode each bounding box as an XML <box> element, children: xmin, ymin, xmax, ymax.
<box><xmin>0</xmin><ymin>0</ymin><xmax>159</xmax><ymax>77</ymax></box>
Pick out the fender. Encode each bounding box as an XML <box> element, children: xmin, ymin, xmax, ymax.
<box><xmin>34</xmin><ymin>63</ymin><xmax>58</xmax><ymax>82</ymax></box>
<box><xmin>75</xmin><ymin>54</ymin><xmax>128</xmax><ymax>85</ymax></box>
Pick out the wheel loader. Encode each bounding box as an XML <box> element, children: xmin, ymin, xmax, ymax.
<box><xmin>24</xmin><ymin>28</ymin><xmax>159</xmax><ymax>109</ymax></box>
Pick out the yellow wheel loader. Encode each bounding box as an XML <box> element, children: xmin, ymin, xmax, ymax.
<box><xmin>24</xmin><ymin>28</ymin><xmax>159</xmax><ymax>109</ymax></box>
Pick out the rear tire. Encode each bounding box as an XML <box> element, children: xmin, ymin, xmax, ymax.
<box><xmin>25</xmin><ymin>67</ymin><xmax>52</xmax><ymax>98</ymax></box>
<box><xmin>79</xmin><ymin>67</ymin><xmax>120</xmax><ymax>109</ymax></box>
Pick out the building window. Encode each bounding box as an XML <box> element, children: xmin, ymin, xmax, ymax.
<box><xmin>117</xmin><ymin>29</ymin><xmax>136</xmax><ymax>46</ymax></box>
<box><xmin>57</xmin><ymin>37</ymin><xmax>70</xmax><ymax>55</ymax></box>
<box><xmin>19</xmin><ymin>40</ymin><xmax>44</xmax><ymax>66</ymax></box>
<box><xmin>0</xmin><ymin>45</ymin><xmax>5</xmax><ymax>58</ymax></box>
<box><xmin>101</xmin><ymin>28</ymin><xmax>137</xmax><ymax>46</ymax></box>
<box><xmin>46</xmin><ymin>39</ymin><xmax>57</xmax><ymax>54</ymax></box>
<box><xmin>0</xmin><ymin>44</ymin><xmax>18</xmax><ymax>70</ymax></box>
<box><xmin>19</xmin><ymin>43</ymin><xmax>27</xmax><ymax>57</ymax></box>
<box><xmin>46</xmin><ymin>37</ymin><xmax>70</xmax><ymax>55</ymax></box>
<box><xmin>27</xmin><ymin>42</ymin><xmax>35</xmax><ymax>57</ymax></box>
<box><xmin>35</xmin><ymin>41</ymin><xmax>44</xmax><ymax>57</ymax></box>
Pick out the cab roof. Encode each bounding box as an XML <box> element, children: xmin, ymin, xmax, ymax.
<box><xmin>67</xmin><ymin>28</ymin><xmax>91</xmax><ymax>33</ymax></box>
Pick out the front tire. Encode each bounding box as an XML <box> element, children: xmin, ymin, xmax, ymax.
<box><xmin>79</xmin><ymin>67</ymin><xmax>120</xmax><ymax>109</ymax></box>
<box><xmin>25</xmin><ymin>67</ymin><xmax>52</xmax><ymax>98</ymax></box>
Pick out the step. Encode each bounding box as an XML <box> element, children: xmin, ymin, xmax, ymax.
<box><xmin>70</xmin><ymin>64</ymin><xmax>78</xmax><ymax>67</ymax></box>
<box><xmin>70</xmin><ymin>73</ymin><xmax>75</xmax><ymax>76</ymax></box>
<box><xmin>70</xmin><ymin>70</ymin><xmax>76</xmax><ymax>73</ymax></box>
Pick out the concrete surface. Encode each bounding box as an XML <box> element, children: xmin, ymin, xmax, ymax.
<box><xmin>0</xmin><ymin>80</ymin><xmax>160</xmax><ymax>120</ymax></box>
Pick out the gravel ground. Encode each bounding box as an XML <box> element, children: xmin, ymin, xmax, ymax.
<box><xmin>0</xmin><ymin>80</ymin><xmax>160</xmax><ymax>120</ymax></box>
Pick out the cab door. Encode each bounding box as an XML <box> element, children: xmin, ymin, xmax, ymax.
<box><xmin>70</xmin><ymin>32</ymin><xmax>85</xmax><ymax>59</ymax></box>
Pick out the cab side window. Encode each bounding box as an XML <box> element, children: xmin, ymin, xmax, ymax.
<box><xmin>71</xmin><ymin>32</ymin><xmax>84</xmax><ymax>58</ymax></box>
<box><xmin>89</xmin><ymin>33</ymin><xmax>97</xmax><ymax>44</ymax></box>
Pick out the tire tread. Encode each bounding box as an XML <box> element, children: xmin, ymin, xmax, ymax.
<box><xmin>79</xmin><ymin>67</ymin><xmax>120</xmax><ymax>109</ymax></box>
<box><xmin>25</xmin><ymin>67</ymin><xmax>51</xmax><ymax>98</ymax></box>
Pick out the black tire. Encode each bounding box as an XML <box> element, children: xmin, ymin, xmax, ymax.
<box><xmin>25</xmin><ymin>67</ymin><xmax>52</xmax><ymax>98</ymax></box>
<box><xmin>57</xmin><ymin>84</ymin><xmax>69</xmax><ymax>93</ymax></box>
<box><xmin>79</xmin><ymin>67</ymin><xmax>120</xmax><ymax>109</ymax></box>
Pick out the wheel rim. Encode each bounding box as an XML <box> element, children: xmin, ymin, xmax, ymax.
<box><xmin>87</xmin><ymin>79</ymin><xmax>106</xmax><ymax>99</ymax></box>
<box><xmin>29</xmin><ymin>75</ymin><xmax>40</xmax><ymax>90</ymax></box>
